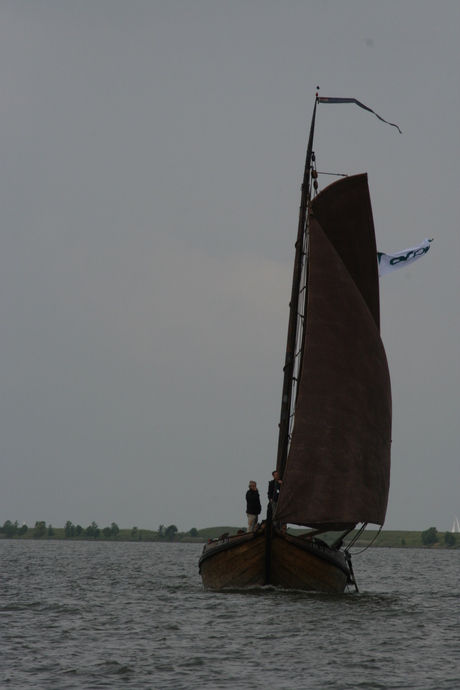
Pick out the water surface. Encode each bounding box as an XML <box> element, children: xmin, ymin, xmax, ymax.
<box><xmin>1</xmin><ymin>541</ymin><xmax>458</xmax><ymax>689</ymax></box>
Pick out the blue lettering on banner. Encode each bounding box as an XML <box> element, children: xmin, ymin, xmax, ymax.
<box><xmin>389</xmin><ymin>246</ymin><xmax>430</xmax><ymax>266</ymax></box>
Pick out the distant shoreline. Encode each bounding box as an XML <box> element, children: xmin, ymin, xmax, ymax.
<box><xmin>0</xmin><ymin>526</ymin><xmax>458</xmax><ymax>548</ymax></box>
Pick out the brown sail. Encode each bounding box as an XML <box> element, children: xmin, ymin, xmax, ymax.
<box><xmin>310</xmin><ymin>173</ymin><xmax>380</xmax><ymax>329</ymax></box>
<box><xmin>275</xmin><ymin>177</ymin><xmax>392</xmax><ymax>530</ymax></box>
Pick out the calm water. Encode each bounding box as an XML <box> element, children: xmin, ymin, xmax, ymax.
<box><xmin>0</xmin><ymin>541</ymin><xmax>459</xmax><ymax>689</ymax></box>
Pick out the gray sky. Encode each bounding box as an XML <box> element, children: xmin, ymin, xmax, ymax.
<box><xmin>1</xmin><ymin>1</ymin><xmax>458</xmax><ymax>533</ymax></box>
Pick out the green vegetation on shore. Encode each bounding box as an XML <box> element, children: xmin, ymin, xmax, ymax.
<box><xmin>0</xmin><ymin>520</ymin><xmax>203</xmax><ymax>543</ymax></box>
<box><xmin>0</xmin><ymin>520</ymin><xmax>457</xmax><ymax>547</ymax></box>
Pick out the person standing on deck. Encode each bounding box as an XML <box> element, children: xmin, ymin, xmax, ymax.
<box><xmin>246</xmin><ymin>481</ymin><xmax>261</xmax><ymax>532</ymax></box>
<box><xmin>268</xmin><ymin>470</ymin><xmax>282</xmax><ymax>517</ymax></box>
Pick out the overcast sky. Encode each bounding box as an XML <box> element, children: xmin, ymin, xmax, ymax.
<box><xmin>1</xmin><ymin>1</ymin><xmax>459</xmax><ymax>534</ymax></box>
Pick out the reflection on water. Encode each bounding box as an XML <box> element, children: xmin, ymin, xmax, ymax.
<box><xmin>1</xmin><ymin>541</ymin><xmax>459</xmax><ymax>689</ymax></box>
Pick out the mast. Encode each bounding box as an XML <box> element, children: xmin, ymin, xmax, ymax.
<box><xmin>275</xmin><ymin>97</ymin><xmax>317</xmax><ymax>479</ymax></box>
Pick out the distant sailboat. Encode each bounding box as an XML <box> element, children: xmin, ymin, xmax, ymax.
<box><xmin>451</xmin><ymin>515</ymin><xmax>460</xmax><ymax>533</ymax></box>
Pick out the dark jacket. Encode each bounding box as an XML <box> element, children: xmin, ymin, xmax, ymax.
<box><xmin>268</xmin><ymin>479</ymin><xmax>281</xmax><ymax>502</ymax></box>
<box><xmin>246</xmin><ymin>489</ymin><xmax>262</xmax><ymax>515</ymax></box>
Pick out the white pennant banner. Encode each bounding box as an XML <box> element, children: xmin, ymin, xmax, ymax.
<box><xmin>377</xmin><ymin>239</ymin><xmax>432</xmax><ymax>277</ymax></box>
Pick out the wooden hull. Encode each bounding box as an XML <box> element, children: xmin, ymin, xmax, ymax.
<box><xmin>199</xmin><ymin>529</ymin><xmax>266</xmax><ymax>589</ymax></box>
<box><xmin>199</xmin><ymin>526</ymin><xmax>351</xmax><ymax>592</ymax></box>
<box><xmin>270</xmin><ymin>531</ymin><xmax>350</xmax><ymax>593</ymax></box>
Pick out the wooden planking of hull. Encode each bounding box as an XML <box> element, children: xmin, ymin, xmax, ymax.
<box><xmin>199</xmin><ymin>526</ymin><xmax>351</xmax><ymax>593</ymax></box>
<box><xmin>199</xmin><ymin>528</ymin><xmax>266</xmax><ymax>589</ymax></box>
<box><xmin>270</xmin><ymin>531</ymin><xmax>349</xmax><ymax>593</ymax></box>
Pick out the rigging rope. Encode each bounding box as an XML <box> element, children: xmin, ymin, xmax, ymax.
<box><xmin>346</xmin><ymin>525</ymin><xmax>383</xmax><ymax>556</ymax></box>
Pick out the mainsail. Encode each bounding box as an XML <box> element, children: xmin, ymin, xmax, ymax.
<box><xmin>275</xmin><ymin>174</ymin><xmax>392</xmax><ymax>530</ymax></box>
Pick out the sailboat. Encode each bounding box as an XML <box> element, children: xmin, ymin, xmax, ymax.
<box><xmin>199</xmin><ymin>95</ymin><xmax>393</xmax><ymax>592</ymax></box>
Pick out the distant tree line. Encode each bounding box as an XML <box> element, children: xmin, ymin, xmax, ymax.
<box><xmin>156</xmin><ymin>524</ymin><xmax>197</xmax><ymax>540</ymax></box>
<box><xmin>1</xmin><ymin>521</ymin><xmax>458</xmax><ymax>546</ymax></box>
<box><xmin>64</xmin><ymin>520</ymin><xmax>120</xmax><ymax>539</ymax></box>
<box><xmin>0</xmin><ymin>519</ymin><xmax>121</xmax><ymax>539</ymax></box>
<box><xmin>0</xmin><ymin>521</ymin><xmax>29</xmax><ymax>538</ymax></box>
<box><xmin>421</xmin><ymin>526</ymin><xmax>456</xmax><ymax>547</ymax></box>
<box><xmin>0</xmin><ymin>520</ymin><xmax>201</xmax><ymax>541</ymax></box>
